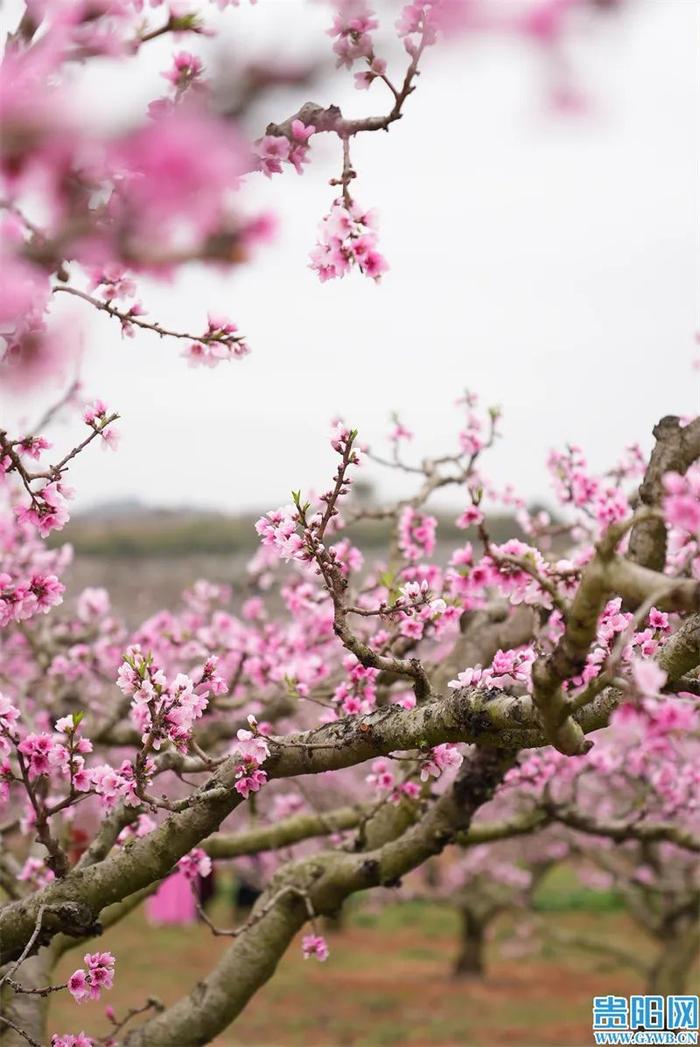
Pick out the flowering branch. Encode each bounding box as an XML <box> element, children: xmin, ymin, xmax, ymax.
<box><xmin>53</xmin><ymin>286</ymin><xmax>248</xmax><ymax>362</ymax></box>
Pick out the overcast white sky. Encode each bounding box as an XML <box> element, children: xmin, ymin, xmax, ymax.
<box><xmin>2</xmin><ymin>0</ymin><xmax>699</xmax><ymax>514</ymax></box>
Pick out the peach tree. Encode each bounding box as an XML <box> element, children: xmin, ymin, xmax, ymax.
<box><xmin>1</xmin><ymin>1</ymin><xmax>698</xmax><ymax>1045</ymax></box>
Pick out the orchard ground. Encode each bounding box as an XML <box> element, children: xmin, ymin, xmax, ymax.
<box><xmin>48</xmin><ymin>888</ymin><xmax>680</xmax><ymax>1047</ymax></box>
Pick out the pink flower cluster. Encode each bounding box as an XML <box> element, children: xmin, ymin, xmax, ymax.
<box><xmin>15</xmin><ymin>483</ymin><xmax>73</xmax><ymax>537</ymax></box>
<box><xmin>0</xmin><ymin>570</ymin><xmax>64</xmax><ymax>626</ymax></box>
<box><xmin>487</xmin><ymin>539</ymin><xmax>570</xmax><ymax>610</ymax></box>
<box><xmin>448</xmin><ymin>646</ymin><xmax>536</xmax><ymax>692</ymax></box>
<box><xmin>0</xmin><ymin>694</ymin><xmax>19</xmax><ymax>757</ymax></box>
<box><xmin>419</xmin><ymin>743</ymin><xmax>464</xmax><ymax>781</ymax></box>
<box><xmin>17</xmin><ymin>436</ymin><xmax>51</xmax><ymax>460</ymax></box>
<box><xmin>366</xmin><ymin>758</ymin><xmax>421</xmax><ymax>804</ymax></box>
<box><xmin>18</xmin><ymin>726</ymin><xmax>85</xmax><ymax>783</ymax></box>
<box><xmin>18</xmin><ymin>856</ymin><xmax>55</xmax><ymax>889</ymax></box>
<box><xmin>396</xmin><ymin>0</ymin><xmax>451</xmax><ymax>51</ymax></box>
<box><xmin>0</xmin><ymin>253</ymin><xmax>51</xmax><ymax>370</ymax></box>
<box><xmin>398</xmin><ymin>507</ymin><xmax>437</xmax><ymax>562</ymax></box>
<box><xmin>567</xmin><ymin>597</ymin><xmax>668</xmax><ymax>695</ymax></box>
<box><xmin>458</xmin><ymin>411</ymin><xmax>485</xmax><ymax>458</ymax></box>
<box><xmin>631</xmin><ymin>658</ymin><xmax>667</xmax><ymax>699</ymax></box>
<box><xmin>88</xmin><ymin>266</ymin><xmax>136</xmax><ymax>303</ymax></box>
<box><xmin>112</xmin><ymin>106</ymin><xmax>249</xmax><ymax>252</ymax></box>
<box><xmin>256</xmin><ymin>423</ymin><xmax>363</xmax><ymax>570</ymax></box>
<box><xmin>117</xmin><ymin>647</ymin><xmax>210</xmax><ymax>752</ymax></box>
<box><xmin>184</xmin><ymin>315</ymin><xmax>250</xmax><ymax>368</ymax></box>
<box><xmin>1</xmin><ymin>9</ymin><xmax>282</xmax><ymax>383</ymax></box>
<box><xmin>90</xmin><ymin>760</ymin><xmax>142</xmax><ymax>809</ymax></box>
<box><xmin>67</xmin><ymin>952</ymin><xmax>115</xmax><ymax>1004</ymax></box>
<box><xmin>389</xmin><ymin>416</ymin><xmax>413</xmax><ymax>443</ymax></box>
<box><xmin>309</xmin><ymin>202</ymin><xmax>388</xmax><ymax>283</ymax></box>
<box><xmin>255</xmin><ymin>505</ymin><xmax>307</xmax><ymax>564</ymax></box>
<box><xmin>355</xmin><ymin>57</ymin><xmax>387</xmax><ymax>90</ymax></box>
<box><xmin>547</xmin><ymin>444</ymin><xmax>631</xmax><ymax>530</ymax></box>
<box><xmin>1</xmin><ymin>705</ymin><xmax>108</xmax><ymax>810</ymax></box>
<box><xmin>255</xmin><ymin>121</ymin><xmax>315</xmax><ymax>177</ymax></box>
<box><xmin>503</xmin><ymin>695</ymin><xmax>700</xmax><ymax>823</ymax></box>
<box><xmin>450</xmin><ymin>591</ymin><xmax>673</xmax><ymax>704</ymax></box>
<box><xmin>328</xmin><ymin>537</ymin><xmax>364</xmax><ymax>578</ymax></box>
<box><xmin>328</xmin><ymin>1</ymin><xmax>378</xmax><ymax>69</ymax></box>
<box><xmin>377</xmin><ymin>578</ymin><xmax>449</xmax><ymax>641</ymax></box>
<box><xmin>178</xmin><ymin>847</ymin><xmax>212</xmax><ymax>881</ymax></box>
<box><xmin>301</xmin><ymin>933</ymin><xmax>329</xmax><ymax>961</ymax></box>
<box><xmin>232</xmin><ymin>720</ymin><xmax>270</xmax><ymax>799</ymax></box>
<box><xmin>51</xmin><ymin>1035</ymin><xmax>94</xmax><ymax>1047</ymax></box>
<box><xmin>333</xmin><ymin>661</ymin><xmax>378</xmax><ymax>716</ymax></box>
<box><xmin>117</xmin><ymin>814</ymin><xmax>156</xmax><ymax>845</ymax></box>
<box><xmin>663</xmin><ymin>464</ymin><xmax>700</xmax><ymax>535</ymax></box>
<box><xmin>2</xmin><ymin>403</ymin><xmax>118</xmax><ymax>547</ymax></box>
<box><xmin>456</xmin><ymin>504</ymin><xmax>484</xmax><ymax>529</ymax></box>
<box><xmin>162</xmin><ymin>51</ymin><xmax>205</xmax><ymax>94</ymax></box>
<box><xmin>83</xmin><ymin>400</ymin><xmax>119</xmax><ymax>452</ymax></box>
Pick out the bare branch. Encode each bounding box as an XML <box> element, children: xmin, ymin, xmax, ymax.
<box><xmin>204</xmin><ymin>804</ymin><xmax>371</xmax><ymax>860</ymax></box>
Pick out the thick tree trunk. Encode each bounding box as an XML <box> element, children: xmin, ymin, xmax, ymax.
<box><xmin>648</xmin><ymin>922</ymin><xmax>699</xmax><ymax>995</ymax></box>
<box><xmin>453</xmin><ymin>907</ymin><xmax>486</xmax><ymax>979</ymax></box>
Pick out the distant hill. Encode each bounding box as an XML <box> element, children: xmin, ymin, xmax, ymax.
<box><xmin>54</xmin><ymin>506</ymin><xmax>252</xmax><ymax>557</ymax></box>
<box><xmin>74</xmin><ymin>498</ymin><xmax>151</xmax><ymax>520</ymax></box>
<box><xmin>53</xmin><ymin>504</ymin><xmax>528</xmax><ymax>559</ymax></box>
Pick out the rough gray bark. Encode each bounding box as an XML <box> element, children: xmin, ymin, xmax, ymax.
<box><xmin>658</xmin><ymin>613</ymin><xmax>700</xmax><ymax>680</ymax></box>
<box><xmin>628</xmin><ymin>415</ymin><xmax>700</xmax><ymax>571</ymax></box>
